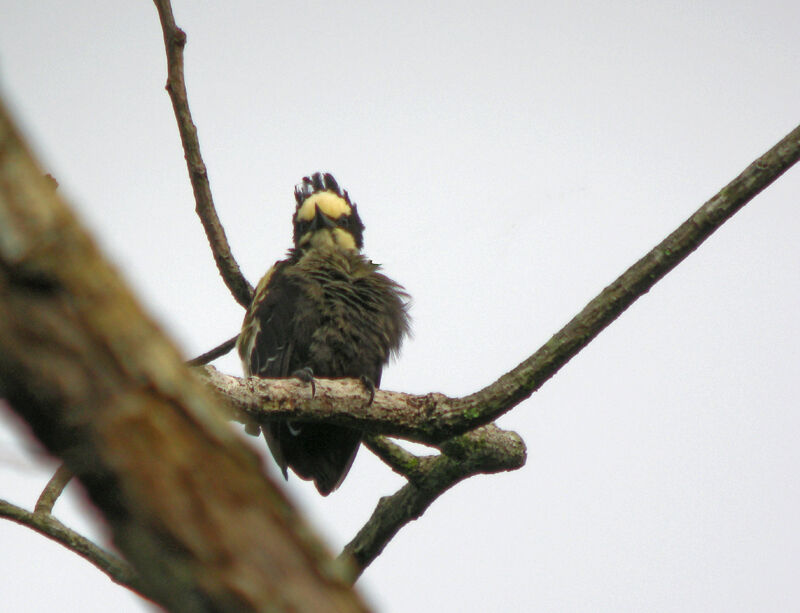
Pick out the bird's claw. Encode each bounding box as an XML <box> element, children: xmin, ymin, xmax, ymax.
<box><xmin>292</xmin><ymin>366</ymin><xmax>316</xmax><ymax>398</ymax></box>
<box><xmin>359</xmin><ymin>375</ymin><xmax>376</xmax><ymax>406</ymax></box>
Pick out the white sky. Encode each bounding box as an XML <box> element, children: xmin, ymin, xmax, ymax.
<box><xmin>1</xmin><ymin>1</ymin><xmax>799</xmax><ymax>611</ymax></box>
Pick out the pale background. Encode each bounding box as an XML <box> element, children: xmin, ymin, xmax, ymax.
<box><xmin>1</xmin><ymin>2</ymin><xmax>799</xmax><ymax>611</ymax></box>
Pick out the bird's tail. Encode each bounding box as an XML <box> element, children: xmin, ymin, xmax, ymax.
<box><xmin>264</xmin><ymin>423</ymin><xmax>361</xmax><ymax>496</ymax></box>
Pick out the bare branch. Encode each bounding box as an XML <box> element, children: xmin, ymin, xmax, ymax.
<box><xmin>341</xmin><ymin>425</ymin><xmax>526</xmax><ymax>577</ymax></box>
<box><xmin>443</xmin><ymin>122</ymin><xmax>800</xmax><ymax>433</ymax></box>
<box><xmin>34</xmin><ymin>463</ymin><xmax>72</xmax><ymax>515</ymax></box>
<box><xmin>152</xmin><ymin>0</ymin><xmax>253</xmax><ymax>308</ymax></box>
<box><xmin>0</xmin><ymin>498</ymin><xmax>154</xmax><ymax>602</ymax></box>
<box><xmin>198</xmin><ymin>366</ymin><xmax>456</xmax><ymax>444</ymax></box>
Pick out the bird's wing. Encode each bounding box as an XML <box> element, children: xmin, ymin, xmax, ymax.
<box><xmin>237</xmin><ymin>261</ymin><xmax>302</xmax><ymax>479</ymax></box>
<box><xmin>238</xmin><ymin>261</ymin><xmax>297</xmax><ymax>378</ymax></box>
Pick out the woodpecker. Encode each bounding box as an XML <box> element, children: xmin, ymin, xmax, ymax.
<box><xmin>238</xmin><ymin>172</ymin><xmax>410</xmax><ymax>495</ymax></box>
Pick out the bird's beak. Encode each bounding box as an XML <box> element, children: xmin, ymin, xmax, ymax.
<box><xmin>310</xmin><ymin>204</ymin><xmax>336</xmax><ymax>230</ymax></box>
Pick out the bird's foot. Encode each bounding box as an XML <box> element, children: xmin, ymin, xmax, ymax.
<box><xmin>359</xmin><ymin>375</ymin><xmax>376</xmax><ymax>406</ymax></box>
<box><xmin>292</xmin><ymin>366</ymin><xmax>316</xmax><ymax>398</ymax></box>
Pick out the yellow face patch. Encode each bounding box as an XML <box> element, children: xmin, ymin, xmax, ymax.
<box><xmin>332</xmin><ymin>228</ymin><xmax>357</xmax><ymax>250</ymax></box>
<box><xmin>295</xmin><ymin>191</ymin><xmax>352</xmax><ymax>222</ymax></box>
<box><xmin>297</xmin><ymin>192</ymin><xmax>353</xmax><ymax>221</ymax></box>
<box><xmin>299</xmin><ymin>227</ymin><xmax>358</xmax><ymax>251</ymax></box>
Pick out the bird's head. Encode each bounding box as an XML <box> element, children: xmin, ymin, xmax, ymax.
<box><xmin>292</xmin><ymin>172</ymin><xmax>365</xmax><ymax>252</ymax></box>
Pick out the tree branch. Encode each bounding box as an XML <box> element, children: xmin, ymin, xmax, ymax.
<box><xmin>152</xmin><ymin>0</ymin><xmax>253</xmax><ymax>308</ymax></box>
<box><xmin>199</xmin><ymin>366</ymin><xmax>455</xmax><ymax>444</ymax></box>
<box><xmin>445</xmin><ymin>123</ymin><xmax>800</xmax><ymax>433</ymax></box>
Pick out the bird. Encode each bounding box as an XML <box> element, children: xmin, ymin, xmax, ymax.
<box><xmin>237</xmin><ymin>172</ymin><xmax>411</xmax><ymax>495</ymax></box>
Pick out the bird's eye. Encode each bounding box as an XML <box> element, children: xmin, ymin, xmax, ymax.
<box><xmin>338</xmin><ymin>216</ymin><xmax>350</xmax><ymax>228</ymax></box>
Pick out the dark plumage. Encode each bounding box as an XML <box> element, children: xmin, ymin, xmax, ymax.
<box><xmin>238</xmin><ymin>173</ymin><xmax>410</xmax><ymax>495</ymax></box>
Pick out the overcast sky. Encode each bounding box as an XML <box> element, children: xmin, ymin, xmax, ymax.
<box><xmin>1</xmin><ymin>1</ymin><xmax>799</xmax><ymax>611</ymax></box>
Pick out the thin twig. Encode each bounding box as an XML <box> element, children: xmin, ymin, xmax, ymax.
<box><xmin>187</xmin><ymin>333</ymin><xmax>239</xmax><ymax>366</ymax></box>
<box><xmin>34</xmin><ymin>463</ymin><xmax>72</xmax><ymax>514</ymax></box>
<box><xmin>363</xmin><ymin>435</ymin><xmax>433</xmax><ymax>483</ymax></box>
<box><xmin>0</xmin><ymin>498</ymin><xmax>155</xmax><ymax>602</ymax></box>
<box><xmin>153</xmin><ymin>0</ymin><xmax>254</xmax><ymax>308</ymax></box>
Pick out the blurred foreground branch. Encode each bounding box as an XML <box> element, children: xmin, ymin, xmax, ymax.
<box><xmin>0</xmin><ymin>97</ymin><xmax>367</xmax><ymax>612</ymax></box>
